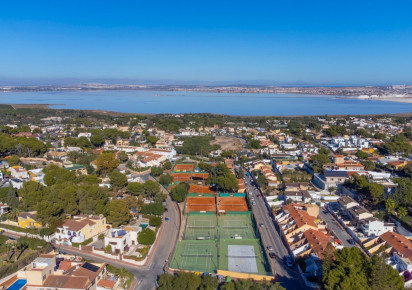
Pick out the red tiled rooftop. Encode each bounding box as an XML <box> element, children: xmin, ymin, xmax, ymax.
<box><xmin>381</xmin><ymin>231</ymin><xmax>412</xmax><ymax>261</ymax></box>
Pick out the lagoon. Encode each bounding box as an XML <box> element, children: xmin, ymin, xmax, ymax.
<box><xmin>1</xmin><ymin>90</ymin><xmax>412</xmax><ymax>116</ymax></box>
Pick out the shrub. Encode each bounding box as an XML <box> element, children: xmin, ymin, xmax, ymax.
<box><xmin>138</xmin><ymin>228</ymin><xmax>156</xmax><ymax>245</ymax></box>
<box><xmin>0</xmin><ymin>223</ymin><xmax>38</xmax><ymax>234</ymax></box>
<box><xmin>149</xmin><ymin>216</ymin><xmax>162</xmax><ymax>227</ymax></box>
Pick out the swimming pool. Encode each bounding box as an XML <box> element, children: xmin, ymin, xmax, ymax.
<box><xmin>7</xmin><ymin>279</ymin><xmax>27</xmax><ymax>290</ymax></box>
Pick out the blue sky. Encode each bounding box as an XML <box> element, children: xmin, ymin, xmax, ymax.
<box><xmin>1</xmin><ymin>1</ymin><xmax>412</xmax><ymax>85</ymax></box>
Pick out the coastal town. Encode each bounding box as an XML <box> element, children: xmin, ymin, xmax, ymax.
<box><xmin>0</xmin><ymin>105</ymin><xmax>409</xmax><ymax>289</ymax></box>
<box><xmin>2</xmin><ymin>84</ymin><xmax>412</xmax><ymax>102</ymax></box>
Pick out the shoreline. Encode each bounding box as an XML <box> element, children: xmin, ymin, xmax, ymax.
<box><xmin>3</xmin><ymin>88</ymin><xmax>412</xmax><ymax>104</ymax></box>
<box><xmin>3</xmin><ymin>103</ymin><xmax>412</xmax><ymax>118</ymax></box>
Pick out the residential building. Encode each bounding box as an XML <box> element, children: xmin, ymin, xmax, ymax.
<box><xmin>290</xmin><ymin>229</ymin><xmax>334</xmax><ymax>260</ymax></box>
<box><xmin>312</xmin><ymin>171</ymin><xmax>349</xmax><ymax>191</ymax></box>
<box><xmin>9</xmin><ymin>166</ymin><xmax>29</xmax><ymax>179</ymax></box>
<box><xmin>283</xmin><ymin>190</ymin><xmax>312</xmax><ymax>203</ymax></box>
<box><xmin>359</xmin><ymin>218</ymin><xmax>395</xmax><ymax>237</ymax></box>
<box><xmin>0</xmin><ymin>202</ymin><xmax>9</xmax><ymax>215</ymax></box>
<box><xmin>25</xmin><ymin>255</ymin><xmax>107</xmax><ymax>290</ymax></box>
<box><xmin>275</xmin><ymin>204</ymin><xmax>322</xmax><ymax>243</ymax></box>
<box><xmin>337</xmin><ymin>196</ymin><xmax>359</xmax><ymax>210</ymax></box>
<box><xmin>18</xmin><ymin>212</ymin><xmax>42</xmax><ymax>229</ymax></box>
<box><xmin>56</xmin><ymin>215</ymin><xmax>109</xmax><ymax>245</ymax></box>
<box><xmin>104</xmin><ymin>226</ymin><xmax>141</xmax><ymax>254</ymax></box>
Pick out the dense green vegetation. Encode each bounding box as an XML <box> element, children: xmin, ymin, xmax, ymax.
<box><xmin>159</xmin><ymin>174</ymin><xmax>174</xmax><ymax>186</ymax></box>
<box><xmin>198</xmin><ymin>162</ymin><xmax>239</xmax><ymax>192</ymax></box>
<box><xmin>171</xmin><ymin>183</ymin><xmax>189</xmax><ymax>202</ymax></box>
<box><xmin>176</xmin><ymin>136</ymin><xmax>220</xmax><ymax>156</ymax></box>
<box><xmin>141</xmin><ymin>202</ymin><xmax>165</xmax><ymax>216</ymax></box>
<box><xmin>0</xmin><ymin>133</ymin><xmax>47</xmax><ymax>157</ymax></box>
<box><xmin>137</xmin><ymin>228</ymin><xmax>156</xmax><ymax>245</ymax></box>
<box><xmin>323</xmin><ymin>247</ymin><xmax>403</xmax><ymax>290</ymax></box>
<box><xmin>16</xmin><ymin>165</ymin><xmax>109</xmax><ymax>228</ymax></box>
<box><xmin>309</xmin><ymin>147</ymin><xmax>330</xmax><ymax>173</ymax></box>
<box><xmin>157</xmin><ymin>272</ymin><xmax>284</xmax><ymax>290</ymax></box>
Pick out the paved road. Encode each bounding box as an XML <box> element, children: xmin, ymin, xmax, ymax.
<box><xmin>319</xmin><ymin>208</ymin><xmax>354</xmax><ymax>248</ymax></box>
<box><xmin>2</xmin><ymin>190</ymin><xmax>179</xmax><ymax>290</ymax></box>
<box><xmin>245</xmin><ymin>174</ymin><xmax>306</xmax><ymax>290</ymax></box>
<box><xmin>55</xmin><ymin>195</ymin><xmax>179</xmax><ymax>290</ymax></box>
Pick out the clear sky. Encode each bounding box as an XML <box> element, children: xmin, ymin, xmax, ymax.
<box><xmin>1</xmin><ymin>0</ymin><xmax>412</xmax><ymax>85</ymax></box>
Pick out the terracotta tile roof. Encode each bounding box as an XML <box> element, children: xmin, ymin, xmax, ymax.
<box><xmin>72</xmin><ymin>262</ymin><xmax>105</xmax><ymax>281</ymax></box>
<box><xmin>97</xmin><ymin>279</ymin><xmax>116</xmax><ymax>289</ymax></box>
<box><xmin>43</xmin><ymin>275</ymin><xmax>89</xmax><ymax>288</ymax></box>
<box><xmin>62</xmin><ymin>219</ymin><xmax>95</xmax><ymax>232</ymax></box>
<box><xmin>381</xmin><ymin>232</ymin><xmax>412</xmax><ymax>261</ymax></box>
<box><xmin>58</xmin><ymin>261</ymin><xmax>72</xmax><ymax>272</ymax></box>
<box><xmin>303</xmin><ymin>229</ymin><xmax>334</xmax><ymax>260</ymax></box>
<box><xmin>283</xmin><ymin>204</ymin><xmax>317</xmax><ymax>228</ymax></box>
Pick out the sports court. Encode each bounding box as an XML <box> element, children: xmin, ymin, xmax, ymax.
<box><xmin>185</xmin><ymin>196</ymin><xmax>216</xmax><ymax>213</ymax></box>
<box><xmin>188</xmin><ymin>184</ymin><xmax>215</xmax><ymax>194</ymax></box>
<box><xmin>218</xmin><ymin>239</ymin><xmax>269</xmax><ymax>275</ymax></box>
<box><xmin>184</xmin><ymin>214</ymin><xmax>217</xmax><ymax>240</ymax></box>
<box><xmin>228</xmin><ymin>245</ymin><xmax>258</xmax><ymax>273</ymax></box>
<box><xmin>171</xmin><ymin>240</ymin><xmax>218</xmax><ymax>273</ymax></box>
<box><xmin>174</xmin><ymin>164</ymin><xmax>195</xmax><ymax>172</ymax></box>
<box><xmin>217</xmin><ymin>196</ymin><xmax>248</xmax><ymax>212</ymax></box>
<box><xmin>218</xmin><ymin>213</ymin><xmax>255</xmax><ymax>239</ymax></box>
<box><xmin>171</xmin><ymin>172</ymin><xmax>209</xmax><ymax>183</ymax></box>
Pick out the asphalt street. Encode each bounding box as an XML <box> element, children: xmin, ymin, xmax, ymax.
<box><xmin>245</xmin><ymin>174</ymin><xmax>307</xmax><ymax>289</ymax></box>
<box><xmin>319</xmin><ymin>208</ymin><xmax>354</xmax><ymax>248</ymax></box>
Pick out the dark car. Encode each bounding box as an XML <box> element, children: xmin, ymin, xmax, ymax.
<box><xmin>348</xmin><ymin>238</ymin><xmax>356</xmax><ymax>245</ymax></box>
<box><xmin>164</xmin><ymin>207</ymin><xmax>168</xmax><ymax>212</ymax></box>
<box><xmin>269</xmin><ymin>252</ymin><xmax>276</xmax><ymax>258</ymax></box>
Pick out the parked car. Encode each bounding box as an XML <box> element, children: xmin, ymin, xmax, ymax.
<box><xmin>348</xmin><ymin>238</ymin><xmax>356</xmax><ymax>245</ymax></box>
<box><xmin>269</xmin><ymin>252</ymin><xmax>276</xmax><ymax>258</ymax></box>
<box><xmin>252</xmin><ymin>202</ymin><xmax>256</xmax><ymax>206</ymax></box>
<box><xmin>164</xmin><ymin>207</ymin><xmax>168</xmax><ymax>212</ymax></box>
<box><xmin>259</xmin><ymin>223</ymin><xmax>264</xmax><ymax>228</ymax></box>
<box><xmin>267</xmin><ymin>246</ymin><xmax>274</xmax><ymax>251</ymax></box>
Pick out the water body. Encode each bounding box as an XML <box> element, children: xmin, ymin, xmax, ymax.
<box><xmin>1</xmin><ymin>90</ymin><xmax>412</xmax><ymax>116</ymax></box>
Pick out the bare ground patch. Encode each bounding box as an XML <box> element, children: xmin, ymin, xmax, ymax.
<box><xmin>210</xmin><ymin>136</ymin><xmax>242</xmax><ymax>152</ymax></box>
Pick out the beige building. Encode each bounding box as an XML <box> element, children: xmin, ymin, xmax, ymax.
<box><xmin>25</xmin><ymin>254</ymin><xmax>107</xmax><ymax>290</ymax></box>
<box><xmin>275</xmin><ymin>204</ymin><xmax>322</xmax><ymax>243</ymax></box>
<box><xmin>56</xmin><ymin>215</ymin><xmax>109</xmax><ymax>246</ymax></box>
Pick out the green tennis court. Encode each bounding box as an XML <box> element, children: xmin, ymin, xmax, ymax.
<box><xmin>184</xmin><ymin>214</ymin><xmax>217</xmax><ymax>240</ymax></box>
<box><xmin>218</xmin><ymin>239</ymin><xmax>270</xmax><ymax>276</ymax></box>
<box><xmin>170</xmin><ymin>240</ymin><xmax>218</xmax><ymax>273</ymax></box>
<box><xmin>218</xmin><ymin>214</ymin><xmax>255</xmax><ymax>239</ymax></box>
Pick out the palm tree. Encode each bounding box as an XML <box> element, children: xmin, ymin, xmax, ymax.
<box><xmin>385</xmin><ymin>198</ymin><xmax>395</xmax><ymax>214</ymax></box>
<box><xmin>397</xmin><ymin>206</ymin><xmax>408</xmax><ymax>218</ymax></box>
<box><xmin>117</xmin><ymin>267</ymin><xmax>128</xmax><ymax>289</ymax></box>
<box><xmin>7</xmin><ymin>208</ymin><xmax>19</xmax><ymax>221</ymax></box>
<box><xmin>16</xmin><ymin>240</ymin><xmax>29</xmax><ymax>261</ymax></box>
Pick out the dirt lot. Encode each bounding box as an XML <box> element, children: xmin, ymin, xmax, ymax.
<box><xmin>210</xmin><ymin>136</ymin><xmax>243</xmax><ymax>152</ymax></box>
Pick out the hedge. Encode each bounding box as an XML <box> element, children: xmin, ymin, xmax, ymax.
<box><xmin>71</xmin><ymin>237</ymin><xmax>93</xmax><ymax>248</ymax></box>
<box><xmin>0</xmin><ymin>223</ymin><xmax>39</xmax><ymax>234</ymax></box>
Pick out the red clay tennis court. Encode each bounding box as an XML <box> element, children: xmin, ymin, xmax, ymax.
<box><xmin>171</xmin><ymin>172</ymin><xmax>209</xmax><ymax>182</ymax></box>
<box><xmin>174</xmin><ymin>164</ymin><xmax>195</xmax><ymax>172</ymax></box>
<box><xmin>217</xmin><ymin>197</ymin><xmax>248</xmax><ymax>212</ymax></box>
<box><xmin>185</xmin><ymin>197</ymin><xmax>216</xmax><ymax>213</ymax></box>
<box><xmin>188</xmin><ymin>185</ymin><xmax>215</xmax><ymax>194</ymax></box>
